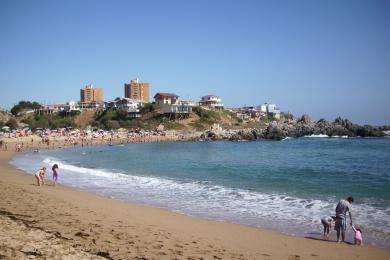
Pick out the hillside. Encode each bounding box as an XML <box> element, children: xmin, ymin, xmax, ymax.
<box><xmin>3</xmin><ymin>105</ymin><xmax>387</xmax><ymax>140</ymax></box>
<box><xmin>91</xmin><ymin>106</ymin><xmax>246</xmax><ymax>131</ymax></box>
<box><xmin>0</xmin><ymin>110</ymin><xmax>11</xmax><ymax>123</ymax></box>
<box><xmin>74</xmin><ymin>110</ymin><xmax>96</xmax><ymax>128</ymax></box>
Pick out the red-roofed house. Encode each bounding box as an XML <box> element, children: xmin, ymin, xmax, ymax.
<box><xmin>153</xmin><ymin>93</ymin><xmax>179</xmax><ymax>106</ymax></box>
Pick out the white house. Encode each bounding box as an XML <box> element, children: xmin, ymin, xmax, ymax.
<box><xmin>38</xmin><ymin>104</ymin><xmax>66</xmax><ymax>115</ymax></box>
<box><xmin>78</xmin><ymin>101</ymin><xmax>104</xmax><ymax>110</ymax></box>
<box><xmin>162</xmin><ymin>101</ymin><xmax>194</xmax><ymax>120</ymax></box>
<box><xmin>64</xmin><ymin>101</ymin><xmax>80</xmax><ymax>112</ymax></box>
<box><xmin>180</xmin><ymin>100</ymin><xmax>199</xmax><ymax>107</ymax></box>
<box><xmin>199</xmin><ymin>95</ymin><xmax>224</xmax><ymax>110</ymax></box>
<box><xmin>112</xmin><ymin>98</ymin><xmax>143</xmax><ymax>113</ymax></box>
<box><xmin>257</xmin><ymin>103</ymin><xmax>281</xmax><ymax>119</ymax></box>
<box><xmin>258</xmin><ymin>104</ymin><xmax>267</xmax><ymax>113</ymax></box>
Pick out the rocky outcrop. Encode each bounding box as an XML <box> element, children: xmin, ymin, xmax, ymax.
<box><xmin>262</xmin><ymin>116</ymin><xmax>385</xmax><ymax>139</ymax></box>
<box><xmin>199</xmin><ymin>117</ymin><xmax>386</xmax><ymax>141</ymax></box>
<box><xmin>200</xmin><ymin>124</ymin><xmax>263</xmax><ymax>141</ymax></box>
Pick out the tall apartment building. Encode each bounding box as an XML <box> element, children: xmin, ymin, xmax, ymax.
<box><xmin>124</xmin><ymin>78</ymin><xmax>150</xmax><ymax>102</ymax></box>
<box><xmin>80</xmin><ymin>84</ymin><xmax>103</xmax><ymax>103</ymax></box>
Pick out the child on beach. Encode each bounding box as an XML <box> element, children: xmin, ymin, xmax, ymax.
<box><xmin>52</xmin><ymin>164</ymin><xmax>59</xmax><ymax>186</ymax></box>
<box><xmin>321</xmin><ymin>216</ymin><xmax>336</xmax><ymax>240</ymax></box>
<box><xmin>352</xmin><ymin>224</ymin><xmax>363</xmax><ymax>245</ymax></box>
<box><xmin>34</xmin><ymin>167</ymin><xmax>46</xmax><ymax>186</ymax></box>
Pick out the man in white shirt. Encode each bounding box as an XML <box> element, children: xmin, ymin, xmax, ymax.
<box><xmin>335</xmin><ymin>196</ymin><xmax>353</xmax><ymax>243</ymax></box>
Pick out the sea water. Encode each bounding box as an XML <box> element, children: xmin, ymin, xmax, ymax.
<box><xmin>11</xmin><ymin>138</ymin><xmax>390</xmax><ymax>248</ymax></box>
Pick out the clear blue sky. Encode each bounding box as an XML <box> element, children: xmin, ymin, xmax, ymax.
<box><xmin>0</xmin><ymin>0</ymin><xmax>389</xmax><ymax>125</ymax></box>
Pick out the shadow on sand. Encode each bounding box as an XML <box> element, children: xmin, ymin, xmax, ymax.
<box><xmin>305</xmin><ymin>236</ymin><xmax>354</xmax><ymax>245</ymax></box>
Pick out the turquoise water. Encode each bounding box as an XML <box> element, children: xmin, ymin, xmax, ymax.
<box><xmin>11</xmin><ymin>137</ymin><xmax>390</xmax><ymax>247</ymax></box>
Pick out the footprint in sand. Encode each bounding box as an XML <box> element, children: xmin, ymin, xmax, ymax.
<box><xmin>153</xmin><ymin>244</ymin><xmax>163</xmax><ymax>249</ymax></box>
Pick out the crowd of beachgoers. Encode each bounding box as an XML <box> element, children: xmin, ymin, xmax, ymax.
<box><xmin>0</xmin><ymin>127</ymin><xmax>197</xmax><ymax>153</ymax></box>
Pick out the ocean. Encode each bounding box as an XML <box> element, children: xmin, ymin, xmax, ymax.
<box><xmin>10</xmin><ymin>137</ymin><xmax>390</xmax><ymax>248</ymax></box>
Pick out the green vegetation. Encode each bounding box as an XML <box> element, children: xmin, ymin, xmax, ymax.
<box><xmin>92</xmin><ymin>103</ymin><xmax>194</xmax><ymax>130</ymax></box>
<box><xmin>5</xmin><ymin>100</ymin><xmax>258</xmax><ymax>132</ymax></box>
<box><xmin>140</xmin><ymin>103</ymin><xmax>157</xmax><ymax>114</ymax></box>
<box><xmin>5</xmin><ymin>118</ymin><xmax>18</xmax><ymax>129</ymax></box>
<box><xmin>11</xmin><ymin>101</ymin><xmax>42</xmax><ymax>116</ymax></box>
<box><xmin>188</xmin><ymin>107</ymin><xmax>221</xmax><ymax>130</ymax></box>
<box><xmin>188</xmin><ymin>121</ymin><xmax>206</xmax><ymax>130</ymax></box>
<box><xmin>193</xmin><ymin>107</ymin><xmax>221</xmax><ymax>123</ymax></box>
<box><xmin>93</xmin><ymin>109</ymin><xmax>160</xmax><ymax>130</ymax></box>
<box><xmin>21</xmin><ymin>113</ymin><xmax>77</xmax><ymax>129</ymax></box>
<box><xmin>161</xmin><ymin>118</ymin><xmax>185</xmax><ymax>130</ymax></box>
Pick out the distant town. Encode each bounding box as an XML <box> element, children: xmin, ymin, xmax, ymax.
<box><xmin>2</xmin><ymin>78</ymin><xmax>389</xmax><ymax>141</ymax></box>
<box><xmin>14</xmin><ymin>78</ymin><xmax>282</xmax><ymax>122</ymax></box>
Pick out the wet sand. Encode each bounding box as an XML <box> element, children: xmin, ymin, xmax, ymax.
<box><xmin>0</xmin><ymin>145</ymin><xmax>389</xmax><ymax>259</ymax></box>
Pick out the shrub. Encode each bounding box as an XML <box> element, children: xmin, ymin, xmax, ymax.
<box><xmin>192</xmin><ymin>107</ymin><xmax>221</xmax><ymax>124</ymax></box>
<box><xmin>105</xmin><ymin>120</ymin><xmax>121</xmax><ymax>129</ymax></box>
<box><xmin>5</xmin><ymin>118</ymin><xmax>18</xmax><ymax>129</ymax></box>
<box><xmin>140</xmin><ymin>103</ymin><xmax>156</xmax><ymax>114</ymax></box>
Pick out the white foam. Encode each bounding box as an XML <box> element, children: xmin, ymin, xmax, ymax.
<box><xmin>304</xmin><ymin>134</ymin><xmax>329</xmax><ymax>138</ymax></box>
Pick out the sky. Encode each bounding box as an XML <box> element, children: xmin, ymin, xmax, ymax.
<box><xmin>0</xmin><ymin>0</ymin><xmax>389</xmax><ymax>125</ymax></box>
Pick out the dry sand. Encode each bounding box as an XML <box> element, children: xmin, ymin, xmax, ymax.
<box><xmin>0</xmin><ymin>146</ymin><xmax>389</xmax><ymax>259</ymax></box>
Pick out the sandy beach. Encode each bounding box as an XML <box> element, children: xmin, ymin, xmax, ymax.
<box><xmin>1</xmin><ymin>141</ymin><xmax>389</xmax><ymax>260</ymax></box>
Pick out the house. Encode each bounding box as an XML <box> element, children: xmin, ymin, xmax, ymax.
<box><xmin>229</xmin><ymin>106</ymin><xmax>261</xmax><ymax>122</ymax></box>
<box><xmin>78</xmin><ymin>101</ymin><xmax>105</xmax><ymax>111</ymax></box>
<box><xmin>38</xmin><ymin>104</ymin><xmax>66</xmax><ymax>115</ymax></box>
<box><xmin>163</xmin><ymin>103</ymin><xmax>193</xmax><ymax>120</ymax></box>
<box><xmin>242</xmin><ymin>106</ymin><xmax>262</xmax><ymax>120</ymax></box>
<box><xmin>106</xmin><ymin>98</ymin><xmax>144</xmax><ymax>118</ymax></box>
<box><xmin>257</xmin><ymin>103</ymin><xmax>281</xmax><ymax>120</ymax></box>
<box><xmin>107</xmin><ymin>98</ymin><xmax>144</xmax><ymax>112</ymax></box>
<box><xmin>180</xmin><ymin>100</ymin><xmax>199</xmax><ymax>107</ymax></box>
<box><xmin>154</xmin><ymin>93</ymin><xmax>179</xmax><ymax>106</ymax></box>
<box><xmin>199</xmin><ymin>95</ymin><xmax>224</xmax><ymax>110</ymax></box>
<box><xmin>64</xmin><ymin>101</ymin><xmax>80</xmax><ymax>112</ymax></box>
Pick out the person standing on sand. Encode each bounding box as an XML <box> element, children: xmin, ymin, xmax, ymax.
<box><xmin>52</xmin><ymin>164</ymin><xmax>59</xmax><ymax>186</ymax></box>
<box><xmin>335</xmin><ymin>197</ymin><xmax>353</xmax><ymax>243</ymax></box>
<box><xmin>35</xmin><ymin>167</ymin><xmax>46</xmax><ymax>186</ymax></box>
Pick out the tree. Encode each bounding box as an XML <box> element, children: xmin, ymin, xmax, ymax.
<box><xmin>11</xmin><ymin>101</ymin><xmax>42</xmax><ymax>115</ymax></box>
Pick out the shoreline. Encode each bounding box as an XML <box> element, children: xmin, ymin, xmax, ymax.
<box><xmin>1</xmin><ymin>143</ymin><xmax>390</xmax><ymax>259</ymax></box>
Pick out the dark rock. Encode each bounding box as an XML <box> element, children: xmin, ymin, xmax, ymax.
<box><xmin>264</xmin><ymin>123</ymin><xmax>287</xmax><ymax>140</ymax></box>
<box><xmin>298</xmin><ymin>114</ymin><xmax>312</xmax><ymax>124</ymax></box>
